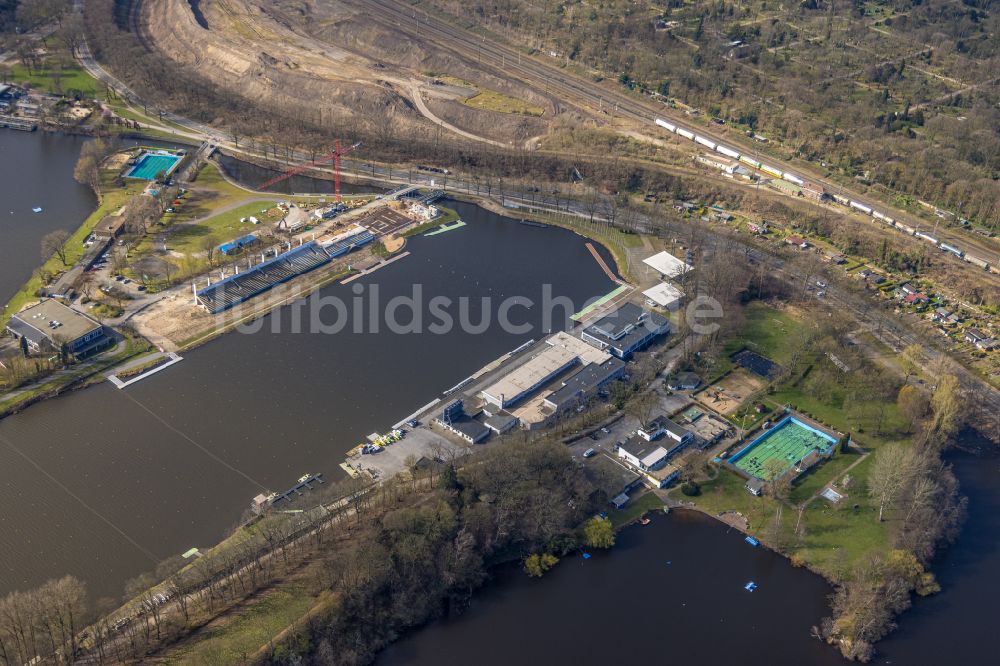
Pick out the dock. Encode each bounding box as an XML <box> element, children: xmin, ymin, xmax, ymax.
<box><xmin>585</xmin><ymin>242</ymin><xmax>625</xmax><ymax>285</ymax></box>
<box><xmin>423</xmin><ymin>220</ymin><xmax>466</xmax><ymax>236</ymax></box>
<box><xmin>0</xmin><ymin>115</ymin><xmax>37</xmax><ymax>131</ymax></box>
<box><xmin>340</xmin><ymin>251</ymin><xmax>410</xmax><ymax>284</ymax></box>
<box><xmin>107</xmin><ymin>352</ymin><xmax>184</xmax><ymax>389</ymax></box>
<box><xmin>570</xmin><ymin>285</ymin><xmax>631</xmax><ymax>321</ymax></box>
<box><xmin>271</xmin><ymin>473</ymin><xmax>325</xmax><ymax>505</ymax></box>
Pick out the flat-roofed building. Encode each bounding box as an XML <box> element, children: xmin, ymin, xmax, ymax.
<box><xmin>642</xmin><ymin>282</ymin><xmax>684</xmax><ymax>310</ymax></box>
<box><xmin>617</xmin><ymin>435</ymin><xmax>682</xmax><ymax>488</ymax></box>
<box><xmin>637</xmin><ymin>414</ymin><xmax>693</xmax><ymax>456</ymax></box>
<box><xmin>618</xmin><ymin>436</ymin><xmax>669</xmax><ymax>471</ymax></box>
<box><xmin>642</xmin><ymin>250</ymin><xmax>693</xmax><ymax>280</ymax></box>
<box><xmin>94</xmin><ymin>213</ymin><xmax>128</xmax><ymax>240</ymax></box>
<box><xmin>580</xmin><ymin>302</ymin><xmax>670</xmax><ymax>359</ymax></box>
<box><xmin>6</xmin><ymin>299</ymin><xmax>109</xmax><ymax>357</ymax></box>
<box><xmin>542</xmin><ymin>356</ymin><xmax>626</xmax><ymax>413</ymax></box>
<box><xmin>481</xmin><ymin>331</ymin><xmax>611</xmax><ymax>409</ymax></box>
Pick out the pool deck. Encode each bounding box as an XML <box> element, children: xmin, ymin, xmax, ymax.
<box><xmin>125</xmin><ymin>151</ymin><xmax>182</xmax><ymax>180</ymax></box>
<box><xmin>727</xmin><ymin>411</ymin><xmax>841</xmax><ymax>480</ymax></box>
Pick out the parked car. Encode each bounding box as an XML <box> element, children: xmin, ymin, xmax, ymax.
<box><xmin>583</xmin><ymin>448</ymin><xmax>597</xmax><ymax>458</ymax></box>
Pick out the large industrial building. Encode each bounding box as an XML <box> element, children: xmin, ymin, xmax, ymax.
<box><xmin>480</xmin><ymin>331</ymin><xmax>610</xmax><ymax>410</ymax></box>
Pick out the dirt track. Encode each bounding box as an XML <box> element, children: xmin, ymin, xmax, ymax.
<box><xmin>140</xmin><ymin>0</ymin><xmax>556</xmax><ymax>147</ymax></box>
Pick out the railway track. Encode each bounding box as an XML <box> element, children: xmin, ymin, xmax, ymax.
<box><xmin>353</xmin><ymin>0</ymin><xmax>1000</xmax><ymax>268</ymax></box>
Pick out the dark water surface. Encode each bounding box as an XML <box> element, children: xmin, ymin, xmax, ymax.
<box><xmin>378</xmin><ymin>438</ymin><xmax>999</xmax><ymax>666</ymax></box>
<box><xmin>380</xmin><ymin>509</ymin><xmax>846</xmax><ymax>666</ymax></box>
<box><xmin>0</xmin><ymin>132</ymin><xmax>96</xmax><ymax>306</ymax></box>
<box><xmin>876</xmin><ymin>437</ymin><xmax>1000</xmax><ymax>663</ymax></box>
<box><xmin>3</xmin><ymin>134</ymin><xmax>998</xmax><ymax>666</ymax></box>
<box><xmin>217</xmin><ymin>153</ymin><xmax>385</xmax><ymax>196</ymax></box>
<box><xmin>0</xmin><ymin>198</ymin><xmax>618</xmax><ymax>598</ymax></box>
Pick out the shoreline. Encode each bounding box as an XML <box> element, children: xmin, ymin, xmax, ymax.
<box><xmin>0</xmin><ymin>155</ymin><xmax>631</xmax><ymax>420</ymax></box>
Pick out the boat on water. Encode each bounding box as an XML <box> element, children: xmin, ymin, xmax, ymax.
<box><xmin>640</xmin><ymin>517</ymin><xmax>652</xmax><ymax>525</ymax></box>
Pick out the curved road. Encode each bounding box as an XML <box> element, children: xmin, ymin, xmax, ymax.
<box><xmin>353</xmin><ymin>0</ymin><xmax>1000</xmax><ymax>267</ymax></box>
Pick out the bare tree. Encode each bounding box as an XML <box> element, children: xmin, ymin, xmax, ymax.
<box><xmin>868</xmin><ymin>443</ymin><xmax>915</xmax><ymax>522</ymax></box>
<box><xmin>40</xmin><ymin>230</ymin><xmax>70</xmax><ymax>266</ymax></box>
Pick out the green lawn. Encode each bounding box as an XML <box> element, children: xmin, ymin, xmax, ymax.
<box><xmin>163</xmin><ymin>584</ymin><xmax>326</xmax><ymax>666</ymax></box>
<box><xmin>724</xmin><ymin>301</ymin><xmax>811</xmax><ymax>367</ymax></box>
<box><xmin>8</xmin><ymin>60</ymin><xmax>102</xmax><ymax>97</ymax></box>
<box><xmin>788</xmin><ymin>450</ymin><xmax>862</xmax><ymax>504</ymax></box>
<box><xmin>793</xmin><ymin>455</ymin><xmax>890</xmax><ymax>576</ymax></box>
<box><xmin>164</xmin><ymin>201</ymin><xmax>280</xmax><ymax>257</ymax></box>
<box><xmin>610</xmin><ymin>490</ymin><xmax>665</xmax><ymax>528</ymax></box>
<box><xmin>681</xmin><ymin>460</ymin><xmax>889</xmax><ymax>578</ymax></box>
<box><xmin>770</xmin><ymin>384</ymin><xmax>908</xmax><ymax>448</ymax></box>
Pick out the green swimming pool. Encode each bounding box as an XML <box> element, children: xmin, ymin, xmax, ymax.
<box><xmin>127</xmin><ymin>153</ymin><xmax>181</xmax><ymax>180</ymax></box>
<box><xmin>730</xmin><ymin>415</ymin><xmax>837</xmax><ymax>480</ymax></box>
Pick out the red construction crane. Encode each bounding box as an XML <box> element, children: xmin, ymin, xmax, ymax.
<box><xmin>257</xmin><ymin>140</ymin><xmax>361</xmax><ymax>202</ymax></box>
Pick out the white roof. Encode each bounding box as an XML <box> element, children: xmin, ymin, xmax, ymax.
<box><xmin>640</xmin><ymin>446</ymin><xmax>669</xmax><ymax>469</ymax></box>
<box><xmin>643</xmin><ymin>251</ymin><xmax>692</xmax><ymax>279</ymax></box>
<box><xmin>481</xmin><ymin>332</ymin><xmax>609</xmax><ymax>406</ymax></box>
<box><xmin>643</xmin><ymin>282</ymin><xmax>684</xmax><ymax>308</ymax></box>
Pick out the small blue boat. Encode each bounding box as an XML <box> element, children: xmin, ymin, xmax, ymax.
<box><xmin>582</xmin><ymin>552</ymin><xmax>592</xmax><ymax>560</ymax></box>
<box><xmin>745</xmin><ymin>535</ymin><xmax>760</xmax><ymax>547</ymax></box>
<box><xmin>32</xmin><ymin>207</ymin><xmax>42</xmax><ymax>213</ymax></box>
<box><xmin>744</xmin><ymin>581</ymin><xmax>758</xmax><ymax>592</ymax></box>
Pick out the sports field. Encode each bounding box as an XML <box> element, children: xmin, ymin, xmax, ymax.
<box><xmin>731</xmin><ymin>416</ymin><xmax>837</xmax><ymax>480</ymax></box>
<box><xmin>127</xmin><ymin>153</ymin><xmax>181</xmax><ymax>180</ymax></box>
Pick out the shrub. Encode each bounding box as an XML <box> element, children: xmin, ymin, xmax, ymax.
<box><xmin>681</xmin><ymin>482</ymin><xmax>701</xmax><ymax>496</ymax></box>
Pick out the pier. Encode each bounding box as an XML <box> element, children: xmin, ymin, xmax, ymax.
<box><xmin>585</xmin><ymin>242</ymin><xmax>625</xmax><ymax>285</ymax></box>
<box><xmin>424</xmin><ymin>220</ymin><xmax>466</xmax><ymax>236</ymax></box>
<box><xmin>271</xmin><ymin>473</ymin><xmax>325</xmax><ymax>505</ymax></box>
<box><xmin>0</xmin><ymin>115</ymin><xmax>37</xmax><ymax>131</ymax></box>
<box><xmin>107</xmin><ymin>352</ymin><xmax>184</xmax><ymax>389</ymax></box>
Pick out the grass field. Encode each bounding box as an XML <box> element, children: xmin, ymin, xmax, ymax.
<box><xmin>163</xmin><ymin>583</ymin><xmax>326</xmax><ymax>665</ymax></box>
<box><xmin>724</xmin><ymin>301</ymin><xmax>810</xmax><ymax>367</ymax></box>
<box><xmin>438</xmin><ymin>75</ymin><xmax>545</xmax><ymax>116</ymax></box>
<box><xmin>789</xmin><ymin>449</ymin><xmax>861</xmax><ymax>504</ymax></box>
<box><xmin>770</xmin><ymin>384</ymin><xmax>908</xmax><ymax>448</ymax></box>
<box><xmin>164</xmin><ymin>201</ymin><xmax>280</xmax><ymax>257</ymax></box>
<box><xmin>9</xmin><ymin>59</ymin><xmax>101</xmax><ymax>97</ymax></box>
<box><xmin>609</xmin><ymin>490</ymin><xmax>665</xmax><ymax>528</ymax></box>
<box><xmin>682</xmin><ymin>457</ymin><xmax>888</xmax><ymax>578</ymax></box>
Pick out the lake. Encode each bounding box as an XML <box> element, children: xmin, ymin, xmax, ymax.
<box><xmin>0</xmin><ymin>131</ymin><xmax>96</xmax><ymax>307</ymax></box>
<box><xmin>0</xmin><ymin>189</ymin><xmax>620</xmax><ymax>598</ymax></box>
<box><xmin>2</xmin><ymin>132</ymin><xmax>997</xmax><ymax>666</ymax></box>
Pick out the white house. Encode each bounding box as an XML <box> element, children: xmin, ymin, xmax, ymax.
<box><xmin>637</xmin><ymin>415</ymin><xmax>693</xmax><ymax>454</ymax></box>
<box><xmin>618</xmin><ymin>437</ymin><xmax>669</xmax><ymax>471</ymax></box>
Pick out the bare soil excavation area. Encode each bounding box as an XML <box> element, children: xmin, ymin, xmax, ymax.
<box><xmin>142</xmin><ymin>0</ymin><xmax>558</xmax><ymax>146</ymax></box>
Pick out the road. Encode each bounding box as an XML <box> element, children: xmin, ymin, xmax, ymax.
<box><xmin>70</xmin><ymin>0</ymin><xmax>1000</xmax><ymax>412</ymax></box>
<box><xmin>349</xmin><ymin>0</ymin><xmax>1000</xmax><ymax>267</ymax></box>
<box><xmin>74</xmin><ymin>0</ymin><xmax>1000</xmax><ymax>276</ymax></box>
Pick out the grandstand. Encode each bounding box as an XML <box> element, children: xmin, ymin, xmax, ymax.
<box><xmin>196</xmin><ymin>241</ymin><xmax>332</xmax><ymax>314</ymax></box>
<box><xmin>324</xmin><ymin>229</ymin><xmax>376</xmax><ymax>258</ymax></box>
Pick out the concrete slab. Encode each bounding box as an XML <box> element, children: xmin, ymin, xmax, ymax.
<box><xmin>345</xmin><ymin>425</ymin><xmax>466</xmax><ymax>481</ymax></box>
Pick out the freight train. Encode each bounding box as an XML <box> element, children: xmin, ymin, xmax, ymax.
<box><xmin>653</xmin><ymin>116</ymin><xmax>996</xmax><ymax>273</ymax></box>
